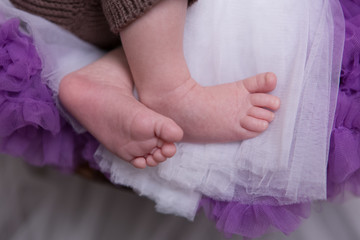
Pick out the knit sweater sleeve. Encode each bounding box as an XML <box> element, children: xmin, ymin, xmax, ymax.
<box><xmin>10</xmin><ymin>0</ymin><xmax>120</xmax><ymax>49</ymax></box>
<box><xmin>102</xmin><ymin>0</ymin><xmax>197</xmax><ymax>34</ymax></box>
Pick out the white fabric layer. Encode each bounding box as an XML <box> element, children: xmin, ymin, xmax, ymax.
<box><xmin>100</xmin><ymin>0</ymin><xmax>344</xmax><ymax>209</ymax></box>
<box><xmin>157</xmin><ymin>0</ymin><xmax>344</xmax><ymax>203</ymax></box>
<box><xmin>0</xmin><ymin>0</ymin><xmax>344</xmax><ymax>219</ymax></box>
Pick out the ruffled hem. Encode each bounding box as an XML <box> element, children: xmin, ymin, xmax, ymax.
<box><xmin>0</xmin><ymin>18</ymin><xmax>98</xmax><ymax>171</ymax></box>
<box><xmin>327</xmin><ymin>0</ymin><xmax>360</xmax><ymax>200</ymax></box>
<box><xmin>198</xmin><ymin>198</ymin><xmax>311</xmax><ymax>239</ymax></box>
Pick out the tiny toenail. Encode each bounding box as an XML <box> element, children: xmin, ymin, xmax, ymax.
<box><xmin>266</xmin><ymin>72</ymin><xmax>274</xmax><ymax>80</ymax></box>
<box><xmin>273</xmin><ymin>98</ymin><xmax>280</xmax><ymax>108</ymax></box>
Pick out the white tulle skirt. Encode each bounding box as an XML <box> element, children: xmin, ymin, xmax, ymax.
<box><xmin>98</xmin><ymin>0</ymin><xmax>343</xmax><ymax>219</ymax></box>
<box><xmin>0</xmin><ymin>0</ymin><xmax>344</xmax><ymax>220</ymax></box>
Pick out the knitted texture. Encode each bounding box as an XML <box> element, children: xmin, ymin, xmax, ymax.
<box><xmin>102</xmin><ymin>0</ymin><xmax>197</xmax><ymax>34</ymax></box>
<box><xmin>10</xmin><ymin>0</ymin><xmax>119</xmax><ymax>49</ymax></box>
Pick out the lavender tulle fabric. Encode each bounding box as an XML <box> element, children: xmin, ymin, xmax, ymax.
<box><xmin>0</xmin><ymin>0</ymin><xmax>359</xmax><ymax>238</ymax></box>
<box><xmin>0</xmin><ymin>19</ymin><xmax>98</xmax><ymax>171</ymax></box>
<box><xmin>199</xmin><ymin>199</ymin><xmax>311</xmax><ymax>239</ymax></box>
<box><xmin>199</xmin><ymin>0</ymin><xmax>360</xmax><ymax>238</ymax></box>
<box><xmin>327</xmin><ymin>0</ymin><xmax>360</xmax><ymax>200</ymax></box>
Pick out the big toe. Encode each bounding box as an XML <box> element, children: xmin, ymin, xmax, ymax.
<box><xmin>155</xmin><ymin>118</ymin><xmax>184</xmax><ymax>143</ymax></box>
<box><xmin>131</xmin><ymin>157</ymin><xmax>147</xmax><ymax>169</ymax></box>
<box><xmin>243</xmin><ymin>72</ymin><xmax>277</xmax><ymax>93</ymax></box>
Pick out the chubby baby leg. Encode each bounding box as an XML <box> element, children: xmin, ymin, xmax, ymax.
<box><xmin>120</xmin><ymin>0</ymin><xmax>280</xmax><ymax>142</ymax></box>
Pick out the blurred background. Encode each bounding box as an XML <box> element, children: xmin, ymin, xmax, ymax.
<box><xmin>1</xmin><ymin>154</ymin><xmax>360</xmax><ymax>240</ymax></box>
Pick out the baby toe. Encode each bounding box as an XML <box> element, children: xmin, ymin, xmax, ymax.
<box><xmin>160</xmin><ymin>142</ymin><xmax>177</xmax><ymax>158</ymax></box>
<box><xmin>130</xmin><ymin>157</ymin><xmax>147</xmax><ymax>169</ymax></box>
<box><xmin>248</xmin><ymin>107</ymin><xmax>275</xmax><ymax>122</ymax></box>
<box><xmin>243</xmin><ymin>72</ymin><xmax>277</xmax><ymax>93</ymax></box>
<box><xmin>155</xmin><ymin>118</ymin><xmax>184</xmax><ymax>143</ymax></box>
<box><xmin>241</xmin><ymin>116</ymin><xmax>269</xmax><ymax>132</ymax></box>
<box><xmin>263</xmin><ymin>72</ymin><xmax>277</xmax><ymax>92</ymax></box>
<box><xmin>250</xmin><ymin>93</ymin><xmax>280</xmax><ymax>110</ymax></box>
<box><xmin>145</xmin><ymin>155</ymin><xmax>159</xmax><ymax>167</ymax></box>
<box><xmin>153</xmin><ymin>149</ymin><xmax>167</xmax><ymax>162</ymax></box>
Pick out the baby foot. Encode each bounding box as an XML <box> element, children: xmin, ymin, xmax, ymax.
<box><xmin>59</xmin><ymin>48</ymin><xmax>183</xmax><ymax>168</ymax></box>
<box><xmin>139</xmin><ymin>72</ymin><xmax>280</xmax><ymax>142</ymax></box>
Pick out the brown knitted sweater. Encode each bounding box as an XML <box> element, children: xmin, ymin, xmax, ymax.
<box><xmin>10</xmin><ymin>0</ymin><xmax>197</xmax><ymax>49</ymax></box>
<box><xmin>102</xmin><ymin>0</ymin><xmax>196</xmax><ymax>34</ymax></box>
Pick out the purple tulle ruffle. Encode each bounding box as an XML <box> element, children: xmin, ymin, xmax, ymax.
<box><xmin>198</xmin><ymin>198</ymin><xmax>311</xmax><ymax>239</ymax></box>
<box><xmin>0</xmin><ymin>18</ymin><xmax>98</xmax><ymax>171</ymax></box>
<box><xmin>327</xmin><ymin>0</ymin><xmax>360</xmax><ymax>199</ymax></box>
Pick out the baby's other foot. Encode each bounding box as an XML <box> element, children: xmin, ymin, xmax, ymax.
<box><xmin>59</xmin><ymin>49</ymin><xmax>183</xmax><ymax>168</ymax></box>
<box><xmin>139</xmin><ymin>72</ymin><xmax>280</xmax><ymax>142</ymax></box>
